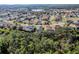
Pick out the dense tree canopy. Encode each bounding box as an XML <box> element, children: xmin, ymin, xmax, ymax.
<box><xmin>0</xmin><ymin>27</ymin><xmax>79</xmax><ymax>54</ymax></box>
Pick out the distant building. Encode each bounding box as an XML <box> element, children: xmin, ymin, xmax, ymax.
<box><xmin>32</xmin><ymin>9</ymin><xmax>45</xmax><ymax>12</ymax></box>
<box><xmin>55</xmin><ymin>14</ymin><xmax>62</xmax><ymax>22</ymax></box>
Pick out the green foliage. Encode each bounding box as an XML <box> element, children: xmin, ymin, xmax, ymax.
<box><xmin>0</xmin><ymin>27</ymin><xmax>78</xmax><ymax>54</ymax></box>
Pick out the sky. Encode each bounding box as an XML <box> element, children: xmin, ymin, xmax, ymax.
<box><xmin>0</xmin><ymin>0</ymin><xmax>78</xmax><ymax>4</ymax></box>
